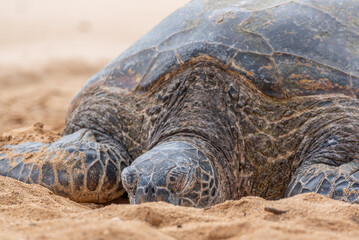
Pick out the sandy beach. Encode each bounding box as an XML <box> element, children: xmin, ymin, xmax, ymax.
<box><xmin>1</xmin><ymin>1</ymin><xmax>359</xmax><ymax>239</ymax></box>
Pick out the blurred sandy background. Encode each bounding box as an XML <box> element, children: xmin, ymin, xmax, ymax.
<box><xmin>0</xmin><ymin>0</ymin><xmax>189</xmax><ymax>66</ymax></box>
<box><xmin>0</xmin><ymin>0</ymin><xmax>189</xmax><ymax>133</ymax></box>
<box><xmin>1</xmin><ymin>1</ymin><xmax>359</xmax><ymax>240</ymax></box>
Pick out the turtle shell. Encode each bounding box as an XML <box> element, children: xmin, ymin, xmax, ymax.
<box><xmin>74</xmin><ymin>0</ymin><xmax>359</xmax><ymax>102</ymax></box>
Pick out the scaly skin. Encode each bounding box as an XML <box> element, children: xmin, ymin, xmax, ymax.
<box><xmin>0</xmin><ymin>130</ymin><xmax>131</xmax><ymax>202</ymax></box>
<box><xmin>1</xmin><ymin>57</ymin><xmax>359</xmax><ymax>206</ymax></box>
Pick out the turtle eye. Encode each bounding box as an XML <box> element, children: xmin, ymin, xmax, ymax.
<box><xmin>168</xmin><ymin>166</ymin><xmax>194</xmax><ymax>193</ymax></box>
<box><xmin>121</xmin><ymin>167</ymin><xmax>138</xmax><ymax>197</ymax></box>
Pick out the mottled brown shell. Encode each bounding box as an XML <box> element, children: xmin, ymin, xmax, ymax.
<box><xmin>71</xmin><ymin>0</ymin><xmax>359</xmax><ymax>109</ymax></box>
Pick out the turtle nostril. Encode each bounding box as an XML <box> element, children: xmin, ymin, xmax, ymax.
<box><xmin>144</xmin><ymin>185</ymin><xmax>155</xmax><ymax>196</ymax></box>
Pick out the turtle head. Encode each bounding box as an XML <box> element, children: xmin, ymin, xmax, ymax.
<box><xmin>121</xmin><ymin>141</ymin><xmax>221</xmax><ymax>207</ymax></box>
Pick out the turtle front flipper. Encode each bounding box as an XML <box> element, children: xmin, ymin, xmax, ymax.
<box><xmin>0</xmin><ymin>129</ymin><xmax>131</xmax><ymax>203</ymax></box>
<box><xmin>286</xmin><ymin>161</ymin><xmax>359</xmax><ymax>203</ymax></box>
<box><xmin>285</xmin><ymin>119</ymin><xmax>359</xmax><ymax>203</ymax></box>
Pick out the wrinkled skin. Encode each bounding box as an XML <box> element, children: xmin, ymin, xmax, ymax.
<box><xmin>1</xmin><ymin>0</ymin><xmax>359</xmax><ymax>207</ymax></box>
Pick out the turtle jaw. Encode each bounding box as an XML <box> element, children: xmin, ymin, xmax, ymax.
<box><xmin>121</xmin><ymin>141</ymin><xmax>221</xmax><ymax>208</ymax></box>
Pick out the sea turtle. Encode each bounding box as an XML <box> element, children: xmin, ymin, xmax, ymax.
<box><xmin>1</xmin><ymin>0</ymin><xmax>359</xmax><ymax>207</ymax></box>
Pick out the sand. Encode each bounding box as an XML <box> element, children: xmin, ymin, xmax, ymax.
<box><xmin>1</xmin><ymin>1</ymin><xmax>359</xmax><ymax>239</ymax></box>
